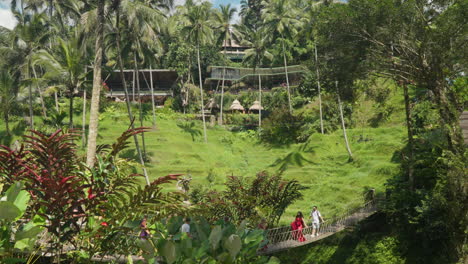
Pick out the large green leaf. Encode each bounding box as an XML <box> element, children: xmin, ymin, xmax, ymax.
<box><xmin>0</xmin><ymin>202</ymin><xmax>21</xmax><ymax>221</ymax></box>
<box><xmin>224</xmin><ymin>234</ymin><xmax>241</xmax><ymax>259</ymax></box>
<box><xmin>244</xmin><ymin>230</ymin><xmax>264</xmax><ymax>244</ymax></box>
<box><xmin>267</xmin><ymin>256</ymin><xmax>281</xmax><ymax>264</ymax></box>
<box><xmin>208</xmin><ymin>225</ymin><xmax>222</xmax><ymax>250</ymax></box>
<box><xmin>4</xmin><ymin>182</ymin><xmax>29</xmax><ymax>213</ymax></box>
<box><xmin>15</xmin><ymin>222</ymin><xmax>43</xmax><ymax>240</ymax></box>
<box><xmin>5</xmin><ymin>182</ymin><xmax>22</xmax><ymax>203</ymax></box>
<box><xmin>162</xmin><ymin>240</ymin><xmax>176</xmax><ymax>264</ymax></box>
<box><xmin>14</xmin><ymin>238</ymin><xmax>34</xmax><ymax>251</ymax></box>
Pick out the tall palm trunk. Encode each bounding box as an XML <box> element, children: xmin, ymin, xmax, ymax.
<box><xmin>282</xmin><ymin>39</ymin><xmax>292</xmax><ymax>113</ymax></box>
<box><xmin>115</xmin><ymin>10</ymin><xmax>149</xmax><ymax>185</ymax></box>
<box><xmin>403</xmin><ymin>82</ymin><xmax>414</xmax><ymax>190</ymax></box>
<box><xmin>149</xmin><ymin>66</ymin><xmax>157</xmax><ymax>128</ymax></box>
<box><xmin>27</xmin><ymin>65</ymin><xmax>34</xmax><ymax>130</ymax></box>
<box><xmin>336</xmin><ymin>81</ymin><xmax>353</xmax><ymax>161</ymax></box>
<box><xmin>134</xmin><ymin>52</ymin><xmax>147</xmax><ymax>160</ymax></box>
<box><xmin>82</xmin><ymin>89</ymin><xmax>86</xmax><ymax>146</ymax></box>
<box><xmin>258</xmin><ymin>73</ymin><xmax>262</xmax><ymax>128</ymax></box>
<box><xmin>69</xmin><ymin>85</ymin><xmax>74</xmax><ymax>128</ymax></box>
<box><xmin>54</xmin><ymin>91</ymin><xmax>59</xmax><ymax>111</ymax></box>
<box><xmin>4</xmin><ymin>112</ymin><xmax>10</xmax><ymax>136</ymax></box>
<box><xmin>86</xmin><ymin>0</ymin><xmax>104</xmax><ymax>167</ymax></box>
<box><xmin>197</xmin><ymin>43</ymin><xmax>208</xmax><ymax>143</ymax></box>
<box><xmin>314</xmin><ymin>44</ymin><xmax>324</xmax><ymax>134</ymax></box>
<box><xmin>220</xmin><ymin>46</ymin><xmax>227</xmax><ymax>125</ymax></box>
<box><xmin>32</xmin><ymin>67</ymin><xmax>47</xmax><ymax>118</ymax></box>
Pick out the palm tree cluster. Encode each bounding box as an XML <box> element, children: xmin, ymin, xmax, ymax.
<box><xmin>0</xmin><ymin>0</ymin><xmax>328</xmax><ymax>161</ymax></box>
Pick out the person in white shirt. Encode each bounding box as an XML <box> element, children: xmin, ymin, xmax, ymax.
<box><xmin>181</xmin><ymin>217</ymin><xmax>192</xmax><ymax>238</ymax></box>
<box><xmin>309</xmin><ymin>206</ymin><xmax>324</xmax><ymax>237</ymax></box>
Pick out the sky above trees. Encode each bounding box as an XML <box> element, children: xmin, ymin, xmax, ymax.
<box><xmin>0</xmin><ymin>0</ymin><xmax>241</xmax><ymax>29</ymax></box>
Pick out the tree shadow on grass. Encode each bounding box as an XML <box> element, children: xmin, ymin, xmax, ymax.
<box><xmin>119</xmin><ymin>148</ymin><xmax>154</xmax><ymax>164</ymax></box>
<box><xmin>269</xmin><ymin>141</ymin><xmax>317</xmax><ymax>173</ymax></box>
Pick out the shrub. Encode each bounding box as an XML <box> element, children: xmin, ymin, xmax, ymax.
<box><xmin>260</xmin><ymin>108</ymin><xmax>305</xmax><ymax>145</ymax></box>
<box><xmin>191</xmin><ymin>171</ymin><xmax>308</xmax><ymax>227</ymax></box>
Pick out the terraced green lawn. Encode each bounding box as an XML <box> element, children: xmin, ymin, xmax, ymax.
<box><xmin>0</xmin><ymin>90</ymin><xmax>406</xmax><ymax>225</ymax></box>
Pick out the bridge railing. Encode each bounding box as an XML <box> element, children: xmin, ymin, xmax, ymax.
<box><xmin>263</xmin><ymin>199</ymin><xmax>381</xmax><ymax>251</ymax></box>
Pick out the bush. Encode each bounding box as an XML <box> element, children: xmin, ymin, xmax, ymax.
<box><xmin>260</xmin><ymin>108</ymin><xmax>305</xmax><ymax>145</ymax></box>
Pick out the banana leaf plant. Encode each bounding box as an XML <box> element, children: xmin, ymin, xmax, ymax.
<box><xmin>137</xmin><ymin>216</ymin><xmax>280</xmax><ymax>264</ymax></box>
<box><xmin>0</xmin><ymin>182</ymin><xmax>44</xmax><ymax>262</ymax></box>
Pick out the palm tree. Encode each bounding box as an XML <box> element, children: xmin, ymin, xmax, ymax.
<box><xmin>7</xmin><ymin>12</ymin><xmax>50</xmax><ymax>130</ymax></box>
<box><xmin>181</xmin><ymin>2</ymin><xmax>214</xmax><ymax>143</ymax></box>
<box><xmin>302</xmin><ymin>4</ymin><xmax>324</xmax><ymax>134</ymax></box>
<box><xmin>86</xmin><ymin>0</ymin><xmax>105</xmax><ymax>168</ymax></box>
<box><xmin>237</xmin><ymin>24</ymin><xmax>273</xmax><ymax>128</ymax></box>
<box><xmin>0</xmin><ymin>70</ymin><xmax>17</xmax><ymax>136</ymax></box>
<box><xmin>261</xmin><ymin>0</ymin><xmax>300</xmax><ymax>113</ymax></box>
<box><xmin>336</xmin><ymin>81</ymin><xmax>353</xmax><ymax>161</ymax></box>
<box><xmin>33</xmin><ymin>33</ymin><xmax>87</xmax><ymax>128</ymax></box>
<box><xmin>122</xmin><ymin>0</ymin><xmax>165</xmax><ymax>160</ymax></box>
<box><xmin>214</xmin><ymin>4</ymin><xmax>237</xmax><ymax>125</ymax></box>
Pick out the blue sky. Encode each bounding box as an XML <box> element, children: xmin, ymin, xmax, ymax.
<box><xmin>0</xmin><ymin>0</ymin><xmax>242</xmax><ymax>29</ymax></box>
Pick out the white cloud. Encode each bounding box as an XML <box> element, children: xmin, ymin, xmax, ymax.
<box><xmin>0</xmin><ymin>8</ymin><xmax>16</xmax><ymax>29</ymax></box>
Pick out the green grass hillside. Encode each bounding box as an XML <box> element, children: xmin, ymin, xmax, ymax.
<box><xmin>0</xmin><ymin>89</ymin><xmax>406</xmax><ymax>225</ymax></box>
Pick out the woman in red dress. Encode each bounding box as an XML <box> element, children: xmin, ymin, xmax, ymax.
<box><xmin>291</xmin><ymin>212</ymin><xmax>307</xmax><ymax>242</ymax></box>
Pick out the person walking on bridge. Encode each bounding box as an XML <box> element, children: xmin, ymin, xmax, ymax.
<box><xmin>310</xmin><ymin>206</ymin><xmax>324</xmax><ymax>237</ymax></box>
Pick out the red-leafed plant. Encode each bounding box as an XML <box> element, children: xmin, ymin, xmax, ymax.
<box><xmin>0</xmin><ymin>128</ymin><xmax>185</xmax><ymax>259</ymax></box>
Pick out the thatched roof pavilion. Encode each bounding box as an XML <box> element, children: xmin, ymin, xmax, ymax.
<box><xmin>249</xmin><ymin>101</ymin><xmax>263</xmax><ymax>112</ymax></box>
<box><xmin>229</xmin><ymin>99</ymin><xmax>244</xmax><ymax>111</ymax></box>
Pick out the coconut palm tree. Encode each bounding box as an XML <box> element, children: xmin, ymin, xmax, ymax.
<box><xmin>121</xmin><ymin>0</ymin><xmax>164</xmax><ymax>160</ymax></box>
<box><xmin>6</xmin><ymin>11</ymin><xmax>50</xmax><ymax>130</ymax></box>
<box><xmin>236</xmin><ymin>24</ymin><xmax>272</xmax><ymax>128</ymax></box>
<box><xmin>301</xmin><ymin>3</ymin><xmax>325</xmax><ymax>134</ymax></box>
<box><xmin>86</xmin><ymin>0</ymin><xmax>105</xmax><ymax>168</ymax></box>
<box><xmin>261</xmin><ymin>0</ymin><xmax>300</xmax><ymax>113</ymax></box>
<box><xmin>33</xmin><ymin>33</ymin><xmax>87</xmax><ymax>128</ymax></box>
<box><xmin>0</xmin><ymin>70</ymin><xmax>17</xmax><ymax>136</ymax></box>
<box><xmin>180</xmin><ymin>2</ymin><xmax>214</xmax><ymax>143</ymax></box>
<box><xmin>213</xmin><ymin>4</ymin><xmax>237</xmax><ymax>125</ymax></box>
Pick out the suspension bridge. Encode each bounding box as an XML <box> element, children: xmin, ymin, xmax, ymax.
<box><xmin>259</xmin><ymin>199</ymin><xmax>381</xmax><ymax>255</ymax></box>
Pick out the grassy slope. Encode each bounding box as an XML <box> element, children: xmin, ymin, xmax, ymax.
<box><xmin>0</xmin><ymin>89</ymin><xmax>406</xmax><ymax>225</ymax></box>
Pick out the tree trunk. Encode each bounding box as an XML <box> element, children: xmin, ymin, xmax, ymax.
<box><xmin>314</xmin><ymin>44</ymin><xmax>324</xmax><ymax>134</ymax></box>
<box><xmin>54</xmin><ymin>91</ymin><xmax>59</xmax><ymax>112</ymax></box>
<box><xmin>115</xmin><ymin>9</ymin><xmax>150</xmax><ymax>185</ymax></box>
<box><xmin>82</xmin><ymin>89</ymin><xmax>87</xmax><ymax>146</ymax></box>
<box><xmin>220</xmin><ymin>46</ymin><xmax>227</xmax><ymax>125</ymax></box>
<box><xmin>4</xmin><ymin>114</ymin><xmax>9</xmax><ymax>136</ymax></box>
<box><xmin>27</xmin><ymin>62</ymin><xmax>34</xmax><ymax>130</ymax></box>
<box><xmin>69</xmin><ymin>86</ymin><xmax>74</xmax><ymax>128</ymax></box>
<box><xmin>336</xmin><ymin>81</ymin><xmax>353</xmax><ymax>161</ymax></box>
<box><xmin>282</xmin><ymin>39</ymin><xmax>292</xmax><ymax>113</ymax></box>
<box><xmin>32</xmin><ymin>67</ymin><xmax>47</xmax><ymax>118</ymax></box>
<box><xmin>402</xmin><ymin>82</ymin><xmax>414</xmax><ymax>190</ymax></box>
<box><xmin>197</xmin><ymin>44</ymin><xmax>208</xmax><ymax>143</ymax></box>
<box><xmin>85</xmin><ymin>0</ymin><xmax>104</xmax><ymax>168</ymax></box>
<box><xmin>258</xmin><ymin>73</ymin><xmax>262</xmax><ymax>128</ymax></box>
<box><xmin>134</xmin><ymin>52</ymin><xmax>147</xmax><ymax>160</ymax></box>
<box><xmin>149</xmin><ymin>66</ymin><xmax>157</xmax><ymax>128</ymax></box>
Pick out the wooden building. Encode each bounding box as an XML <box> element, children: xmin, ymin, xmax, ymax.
<box><xmin>105</xmin><ymin>69</ymin><xmax>178</xmax><ymax>105</ymax></box>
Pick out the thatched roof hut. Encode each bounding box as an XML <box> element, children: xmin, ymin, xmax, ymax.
<box><xmin>249</xmin><ymin>101</ymin><xmax>263</xmax><ymax>112</ymax></box>
<box><xmin>229</xmin><ymin>99</ymin><xmax>244</xmax><ymax>111</ymax></box>
<box><xmin>205</xmin><ymin>98</ymin><xmax>219</xmax><ymax>110</ymax></box>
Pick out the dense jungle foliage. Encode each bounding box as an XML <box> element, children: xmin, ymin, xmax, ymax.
<box><xmin>0</xmin><ymin>0</ymin><xmax>466</xmax><ymax>263</ymax></box>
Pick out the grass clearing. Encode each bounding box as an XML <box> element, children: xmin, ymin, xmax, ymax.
<box><xmin>0</xmin><ymin>89</ymin><xmax>406</xmax><ymax>225</ymax></box>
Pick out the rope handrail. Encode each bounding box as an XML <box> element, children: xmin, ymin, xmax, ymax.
<box><xmin>260</xmin><ymin>199</ymin><xmax>381</xmax><ymax>254</ymax></box>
